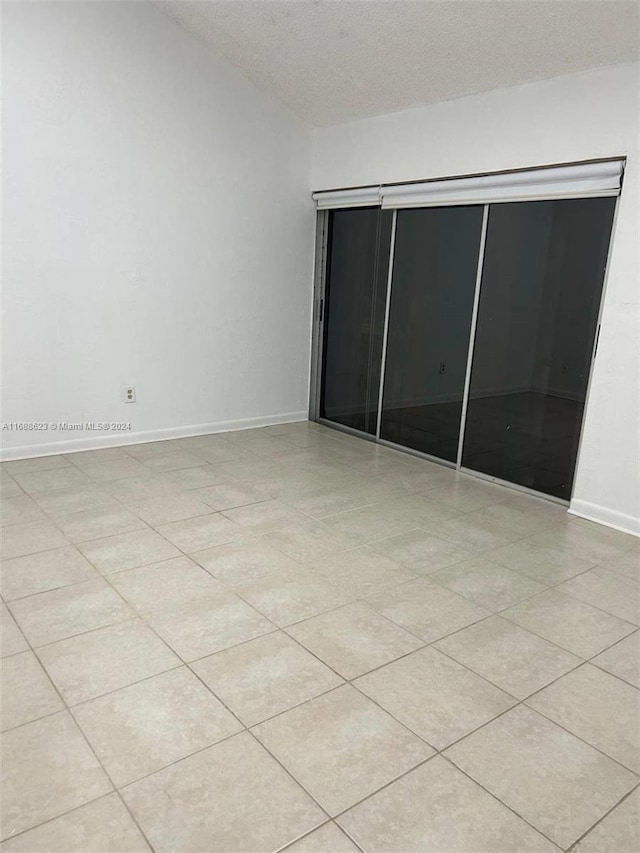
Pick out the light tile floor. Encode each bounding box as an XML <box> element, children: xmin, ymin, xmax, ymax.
<box><xmin>1</xmin><ymin>421</ymin><xmax>638</xmax><ymax>852</ymax></box>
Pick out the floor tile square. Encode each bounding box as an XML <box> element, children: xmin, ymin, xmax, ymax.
<box><xmin>1</xmin><ymin>712</ymin><xmax>112</xmax><ymax>840</ymax></box>
<box><xmin>73</xmin><ymin>667</ymin><xmax>242</xmax><ymax>785</ymax></box>
<box><xmin>192</xmin><ymin>631</ymin><xmax>343</xmax><ymax>726</ymax></box>
<box><xmin>445</xmin><ymin>705</ymin><xmax>637</xmax><ymax>848</ymax></box>
<box><xmin>574</xmin><ymin>788</ymin><xmax>638</xmax><ymax>853</ymax></box>
<box><xmin>194</xmin><ymin>481</ymin><xmax>268</xmax><ymax>511</ymax></box>
<box><xmin>285</xmin><ymin>823</ymin><xmax>360</xmax><ymax>852</ymax></box>
<box><xmin>129</xmin><ymin>493</ymin><xmax>213</xmax><ymax>525</ymax></box>
<box><xmin>192</xmin><ymin>442</ymin><xmax>249</xmax><ymax>465</ymax></box>
<box><xmin>1</xmin><ymin>603</ymin><xmax>29</xmax><ymax>657</ymax></box>
<box><xmin>12</xmin><ymin>467</ymin><xmax>90</xmax><ymax>495</ymax></box>
<box><xmin>56</xmin><ymin>507</ymin><xmax>147</xmax><ymax>544</ymax></box>
<box><xmin>324</xmin><ymin>506</ymin><xmax>415</xmax><ymax>544</ymax></box>
<box><xmin>122</xmin><ymin>731</ymin><xmax>324</xmax><ymax>853</ymax></box>
<box><xmin>429</xmin><ymin>557</ymin><xmax>546</xmax><ymax>611</ymax></box>
<box><xmin>592</xmin><ymin>632</ymin><xmax>639</xmax><ymax>687</ymax></box>
<box><xmin>466</xmin><ymin>500</ymin><xmax>562</xmax><ymax>538</ymax></box>
<box><xmin>558</xmin><ymin>567</ymin><xmax>640</xmax><ymax>625</ymax></box>
<box><xmin>124</xmin><ymin>441</ymin><xmax>180</xmax><ymax>459</ymax></box>
<box><xmin>488</xmin><ymin>538</ymin><xmax>596</xmax><ymax>584</ymax></box>
<box><xmin>287</xmin><ymin>490</ymin><xmax>369</xmax><ymax>520</ymax></box>
<box><xmin>309</xmin><ymin>547</ymin><xmax>418</xmax><ymax>598</ymax></box>
<box><xmin>1</xmin><ymin>650</ymin><xmax>63</xmax><ymax>731</ymax></box>
<box><xmin>236</xmin><ymin>568</ymin><xmax>353</xmax><ymax>627</ymax></box>
<box><xmin>78</xmin><ymin>528</ymin><xmax>182</xmax><ymax>575</ymax></box>
<box><xmin>540</xmin><ymin>519</ymin><xmax>637</xmax><ymax>565</ymax></box>
<box><xmin>63</xmin><ymin>447</ymin><xmax>132</xmax><ymax>467</ymax></box>
<box><xmin>38</xmin><ymin>620</ymin><xmax>180</xmax><ymax>704</ymax></box>
<box><xmin>375</xmin><ymin>492</ymin><xmax>462</xmax><ymax>527</ymax></box>
<box><xmin>146</xmin><ymin>598</ymin><xmax>263</xmax><ymax>661</ymax></box>
<box><xmin>0</xmin><ymin>477</ymin><xmax>22</xmax><ymax>499</ymax></box>
<box><xmin>435</xmin><ymin>513</ymin><xmax>519</xmax><ymax>552</ymax></box>
<box><xmin>156</xmin><ymin>513</ymin><xmax>242</xmax><ymax>552</ymax></box>
<box><xmin>108</xmin><ymin>556</ymin><xmax>224</xmax><ymax>615</ymax></box>
<box><xmin>287</xmin><ymin>602</ymin><xmax>423</xmax><ymax>679</ymax></box>
<box><xmin>0</xmin><ymin>546</ymin><xmax>99</xmax><ymax>600</ymax></box>
<box><xmin>0</xmin><ymin>793</ymin><xmax>151</xmax><ymax>853</ymax></box>
<box><xmin>222</xmin><ymin>500</ymin><xmax>308</xmax><ymax>534</ymax></box>
<box><xmin>103</xmin><ymin>474</ymin><xmax>184</xmax><ymax>503</ymax></box>
<box><xmin>365</xmin><ymin>578</ymin><xmax>490</xmax><ymax>642</ymax></box>
<box><xmin>435</xmin><ymin>616</ymin><xmax>581</xmax><ymax>698</ymax></box>
<box><xmin>420</xmin><ymin>478</ymin><xmax>509</xmax><ymax>512</ymax></box>
<box><xmin>601</xmin><ymin>547</ymin><xmax>640</xmax><ymax>583</ymax></box>
<box><xmin>0</xmin><ymin>521</ymin><xmax>68</xmax><ymax>560</ymax></box>
<box><xmin>81</xmin><ymin>459</ymin><xmax>149</xmax><ymax>483</ymax></box>
<box><xmin>168</xmin><ymin>463</ymin><xmax>231</xmax><ymax>490</ymax></box>
<box><xmin>368</xmin><ymin>529</ymin><xmax>472</xmax><ymax>573</ymax></box>
<box><xmin>192</xmin><ymin>540</ymin><xmax>300</xmax><ymax>586</ymax></box>
<box><xmin>338</xmin><ymin>756</ymin><xmax>558</xmax><ymax>853</ymax></box>
<box><xmin>31</xmin><ymin>484</ymin><xmax>119</xmax><ymax>517</ymax></box>
<box><xmin>111</xmin><ymin>557</ymin><xmax>273</xmax><ymax>659</ymax></box>
<box><xmin>5</xmin><ymin>456</ymin><xmax>71</xmax><ymax>476</ymax></box>
<box><xmin>527</xmin><ymin>663</ymin><xmax>640</xmax><ymax>773</ymax></box>
<box><xmin>0</xmin><ymin>495</ymin><xmax>46</xmax><ymax>527</ymax></box>
<box><xmin>140</xmin><ymin>451</ymin><xmax>204</xmax><ymax>473</ymax></box>
<box><xmin>502</xmin><ymin>588</ymin><xmax>637</xmax><ymax>657</ymax></box>
<box><xmin>355</xmin><ymin>646</ymin><xmax>516</xmax><ymax>748</ymax></box>
<box><xmin>253</xmin><ymin>684</ymin><xmax>433</xmax><ymax>815</ymax></box>
<box><xmin>9</xmin><ymin>579</ymin><xmax>134</xmax><ymax>647</ymax></box>
<box><xmin>242</xmin><ymin>435</ymin><xmax>296</xmax><ymax>457</ymax></box>
<box><xmin>263</xmin><ymin>519</ymin><xmax>360</xmax><ymax>563</ymax></box>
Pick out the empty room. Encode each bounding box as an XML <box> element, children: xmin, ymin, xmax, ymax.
<box><xmin>1</xmin><ymin>1</ymin><xmax>639</xmax><ymax>851</ymax></box>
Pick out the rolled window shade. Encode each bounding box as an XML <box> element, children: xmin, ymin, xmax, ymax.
<box><xmin>312</xmin><ymin>186</ymin><xmax>381</xmax><ymax>209</ymax></box>
<box><xmin>380</xmin><ymin>161</ymin><xmax>624</xmax><ymax>209</ymax></box>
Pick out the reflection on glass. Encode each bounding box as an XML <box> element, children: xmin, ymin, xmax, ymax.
<box><xmin>320</xmin><ymin>208</ymin><xmax>392</xmax><ymax>434</ymax></box>
<box><xmin>380</xmin><ymin>206</ymin><xmax>484</xmax><ymax>461</ymax></box>
<box><xmin>461</xmin><ymin>198</ymin><xmax>616</xmax><ymax>499</ymax></box>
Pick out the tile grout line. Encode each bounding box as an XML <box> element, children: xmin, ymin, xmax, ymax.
<box><xmin>564</xmin><ymin>781</ymin><xmax>640</xmax><ymax>851</ymax></box>
<box><xmin>275</xmin><ymin>819</ymin><xmax>366</xmax><ymax>853</ymax></box>
<box><xmin>2</xmin><ymin>608</ymin><xmax>160</xmax><ymax>853</ymax></box>
<box><xmin>84</xmin><ymin>552</ymin><xmax>339</xmax><ymax>830</ymax></box>
<box><xmin>438</xmin><ymin>752</ymin><xmax>565</xmax><ymax>850</ymax></box>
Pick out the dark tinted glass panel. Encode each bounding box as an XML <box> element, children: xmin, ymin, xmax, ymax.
<box><xmin>380</xmin><ymin>206</ymin><xmax>484</xmax><ymax>460</ymax></box>
<box><xmin>462</xmin><ymin>198</ymin><xmax>616</xmax><ymax>499</ymax></box>
<box><xmin>320</xmin><ymin>208</ymin><xmax>392</xmax><ymax>434</ymax></box>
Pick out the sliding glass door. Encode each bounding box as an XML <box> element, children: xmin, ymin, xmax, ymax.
<box><xmin>315</xmin><ymin>164</ymin><xmax>619</xmax><ymax>502</ymax></box>
<box><xmin>461</xmin><ymin>197</ymin><xmax>616</xmax><ymax>499</ymax></box>
<box><xmin>319</xmin><ymin>207</ymin><xmax>392</xmax><ymax>434</ymax></box>
<box><xmin>380</xmin><ymin>206</ymin><xmax>484</xmax><ymax>461</ymax></box>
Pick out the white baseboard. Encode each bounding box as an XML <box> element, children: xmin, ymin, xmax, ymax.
<box><xmin>568</xmin><ymin>499</ymin><xmax>640</xmax><ymax>538</ymax></box>
<box><xmin>0</xmin><ymin>411</ymin><xmax>309</xmax><ymax>461</ymax></box>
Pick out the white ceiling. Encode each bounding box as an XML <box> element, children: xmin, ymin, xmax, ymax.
<box><xmin>154</xmin><ymin>1</ymin><xmax>639</xmax><ymax>126</ymax></box>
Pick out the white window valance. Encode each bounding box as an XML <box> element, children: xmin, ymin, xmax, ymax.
<box><xmin>312</xmin><ymin>159</ymin><xmax>624</xmax><ymax>210</ymax></box>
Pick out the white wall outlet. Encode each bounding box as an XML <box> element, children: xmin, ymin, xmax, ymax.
<box><xmin>122</xmin><ymin>385</ymin><xmax>136</xmax><ymax>403</ymax></box>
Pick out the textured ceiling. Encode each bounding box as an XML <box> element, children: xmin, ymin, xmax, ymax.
<box><xmin>154</xmin><ymin>1</ymin><xmax>639</xmax><ymax>126</ymax></box>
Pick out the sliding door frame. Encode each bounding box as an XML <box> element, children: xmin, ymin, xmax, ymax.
<box><xmin>456</xmin><ymin>204</ymin><xmax>489</xmax><ymax>467</ymax></box>
<box><xmin>375</xmin><ymin>210</ymin><xmax>397</xmax><ymax>439</ymax></box>
<box><xmin>308</xmin><ymin>210</ymin><xmax>329</xmax><ymax>424</ymax></box>
<box><xmin>561</xmin><ymin>192</ymin><xmax>623</xmax><ymax>502</ymax></box>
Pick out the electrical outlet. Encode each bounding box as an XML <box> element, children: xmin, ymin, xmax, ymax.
<box><xmin>122</xmin><ymin>385</ymin><xmax>136</xmax><ymax>403</ymax></box>
<box><xmin>439</xmin><ymin>362</ymin><xmax>446</xmax><ymax>374</ymax></box>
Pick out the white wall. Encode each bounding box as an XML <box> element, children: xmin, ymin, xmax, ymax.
<box><xmin>312</xmin><ymin>64</ymin><xmax>640</xmax><ymax>535</ymax></box>
<box><xmin>2</xmin><ymin>1</ymin><xmax>314</xmax><ymax>457</ymax></box>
